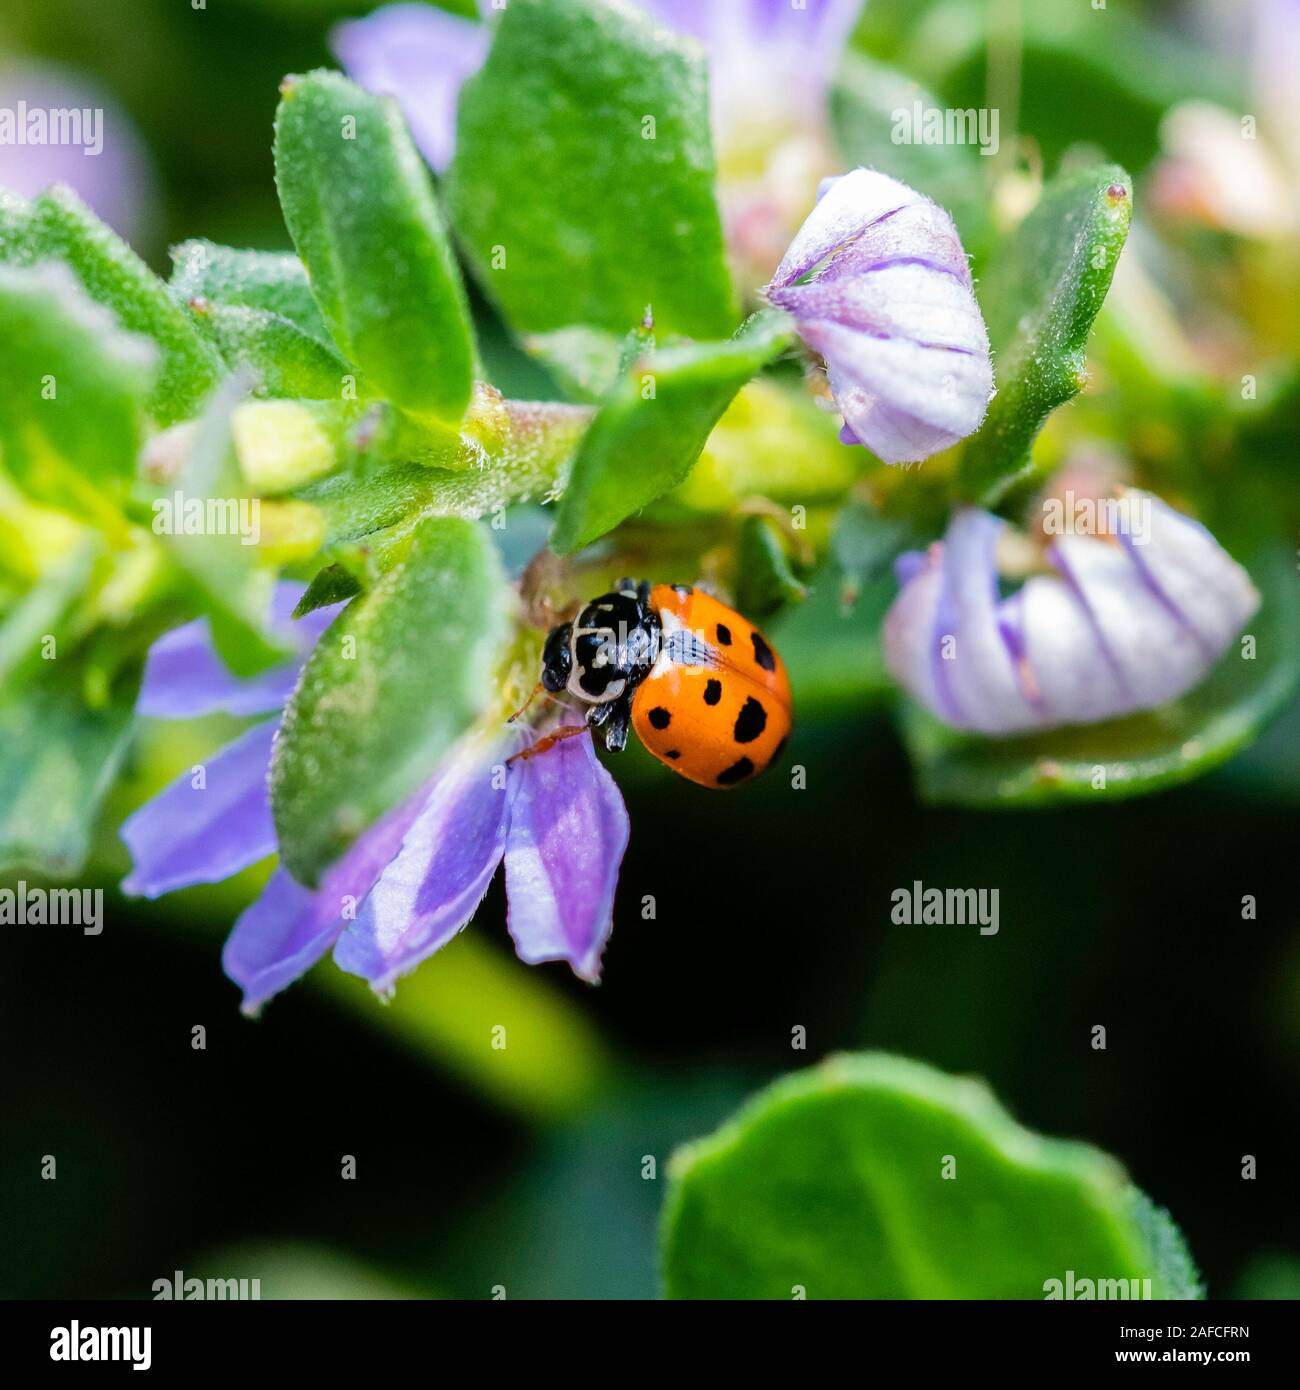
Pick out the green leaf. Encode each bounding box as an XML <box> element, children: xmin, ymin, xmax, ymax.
<box><xmin>189</xmin><ymin>302</ymin><xmax>350</xmax><ymax>400</ymax></box>
<box><xmin>273</xmin><ymin>69</ymin><xmax>475</xmax><ymax>422</ymax></box>
<box><xmin>270</xmin><ymin>515</ymin><xmax>512</xmax><ymax>886</ymax></box>
<box><xmin>0</xmin><ymin>671</ymin><xmax>135</xmax><ymax>877</ymax></box>
<box><xmin>0</xmin><ymin>261</ymin><xmax>155</xmax><ymax>516</ymax></box>
<box><xmin>734</xmin><ymin>515</ymin><xmax>807</xmax><ymax>619</ymax></box>
<box><xmin>163</xmin><ymin>373</ymin><xmax>290</xmax><ymax>677</ymax></box>
<box><xmin>959</xmin><ymin>165</ymin><xmax>1132</xmax><ymax>507</ymax></box>
<box><xmin>0</xmin><ymin>186</ymin><xmax>222</xmax><ymax>424</ymax></box>
<box><xmin>448</xmin><ymin>0</ymin><xmax>735</xmax><ymax>373</ymax></box>
<box><xmin>662</xmin><ymin>1052</ymin><xmax>1202</xmax><ymax>1300</ymax></box>
<box><xmin>898</xmin><ymin>548</ymin><xmax>1300</xmax><ymax>807</ymax></box>
<box><xmin>550</xmin><ymin>311</ymin><xmax>793</xmax><ymax>555</ymax></box>
<box><xmin>169</xmin><ymin>239</ymin><xmax>332</xmax><ymax>343</ymax></box>
<box><xmin>292</xmin><ymin>563</ymin><xmax>362</xmax><ymax>619</ymax></box>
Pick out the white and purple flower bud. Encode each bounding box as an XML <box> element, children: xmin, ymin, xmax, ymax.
<box><xmin>883</xmin><ymin>490</ymin><xmax>1260</xmax><ymax>735</ymax></box>
<box><xmin>767</xmin><ymin>168</ymin><xmax>995</xmax><ymax>465</ymax></box>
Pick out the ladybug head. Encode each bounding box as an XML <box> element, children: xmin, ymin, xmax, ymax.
<box><xmin>540</xmin><ymin>621</ymin><xmax>573</xmax><ymax>693</ymax></box>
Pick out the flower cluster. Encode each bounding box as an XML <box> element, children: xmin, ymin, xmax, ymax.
<box><xmin>116</xmin><ymin>2</ymin><xmax>1273</xmax><ymax>1016</ymax></box>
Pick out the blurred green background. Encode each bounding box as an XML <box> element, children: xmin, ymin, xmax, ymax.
<box><xmin>1</xmin><ymin>0</ymin><xmax>1298</xmax><ymax>1299</ymax></box>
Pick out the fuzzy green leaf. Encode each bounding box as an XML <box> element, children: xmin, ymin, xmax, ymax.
<box><xmin>959</xmin><ymin>166</ymin><xmax>1132</xmax><ymax>506</ymax></box>
<box><xmin>0</xmin><ymin>186</ymin><xmax>222</xmax><ymax>424</ymax></box>
<box><xmin>190</xmin><ymin>302</ymin><xmax>350</xmax><ymax>400</ymax></box>
<box><xmin>448</xmin><ymin>0</ymin><xmax>735</xmax><ymax>387</ymax></box>
<box><xmin>270</xmin><ymin>515</ymin><xmax>512</xmax><ymax>886</ymax></box>
<box><xmin>662</xmin><ymin>1052</ymin><xmax>1202</xmax><ymax>1300</ymax></box>
<box><xmin>169</xmin><ymin>239</ymin><xmax>332</xmax><ymax>343</ymax></box>
<box><xmin>0</xmin><ymin>261</ymin><xmax>155</xmax><ymax>513</ymax></box>
<box><xmin>550</xmin><ymin>311</ymin><xmax>793</xmax><ymax>555</ymax></box>
<box><xmin>274</xmin><ymin>70</ymin><xmax>475</xmax><ymax>422</ymax></box>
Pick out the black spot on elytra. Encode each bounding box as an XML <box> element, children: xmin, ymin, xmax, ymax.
<box><xmin>716</xmin><ymin>756</ymin><xmax>754</xmax><ymax>786</ymax></box>
<box><xmin>733</xmin><ymin>696</ymin><xmax>767</xmax><ymax>744</ymax></box>
<box><xmin>647</xmin><ymin>706</ymin><xmax>671</xmax><ymax>730</ymax></box>
<box><xmin>715</xmin><ymin>623</ymin><xmax>732</xmax><ymax>646</ymax></box>
<box><xmin>703</xmin><ymin>679</ymin><xmax>723</xmax><ymax>706</ymax></box>
<box><xmin>750</xmin><ymin>630</ymin><xmax>776</xmax><ymax>672</ymax></box>
<box><xmin>664</xmin><ymin>749</ymin><xmax>681</xmax><ymax>760</ymax></box>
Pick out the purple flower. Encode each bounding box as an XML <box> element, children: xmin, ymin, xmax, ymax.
<box><xmin>0</xmin><ymin>60</ymin><xmax>157</xmax><ymax>244</ymax></box>
<box><xmin>121</xmin><ymin>583</ymin><xmax>342</xmax><ymax>897</ymax></box>
<box><xmin>330</xmin><ymin>2</ymin><xmax>489</xmax><ymax>173</ymax></box>
<box><xmin>331</xmin><ymin>721</ymin><xmax>627</xmax><ymax>996</ymax></box>
<box><xmin>766</xmin><ymin>168</ymin><xmax>995</xmax><ymax>464</ymax></box>
<box><xmin>121</xmin><ymin>584</ymin><xmax>630</xmax><ymax>1011</ymax></box>
<box><xmin>641</xmin><ymin>0</ymin><xmax>861</xmax><ymax>142</ymax></box>
<box><xmin>882</xmin><ymin>490</ymin><xmax>1260</xmax><ymax>735</ymax></box>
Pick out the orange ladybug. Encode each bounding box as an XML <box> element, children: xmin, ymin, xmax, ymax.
<box><xmin>538</xmin><ymin>580</ymin><xmax>792</xmax><ymax>789</ymax></box>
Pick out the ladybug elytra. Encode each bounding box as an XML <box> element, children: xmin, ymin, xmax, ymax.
<box><xmin>538</xmin><ymin>580</ymin><xmax>792</xmax><ymax>789</ymax></box>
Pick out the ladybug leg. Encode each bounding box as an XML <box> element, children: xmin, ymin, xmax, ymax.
<box><xmin>506</xmin><ymin>723</ymin><xmax>592</xmax><ymax>765</ymax></box>
<box><xmin>583</xmin><ymin>696</ymin><xmax>631</xmax><ymax>752</ymax></box>
<box><xmin>600</xmin><ymin>698</ymin><xmax>631</xmax><ymax>753</ymax></box>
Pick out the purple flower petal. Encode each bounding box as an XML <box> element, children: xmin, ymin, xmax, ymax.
<box><xmin>770</xmin><ymin>168</ymin><xmax>924</xmax><ymax>287</ymax></box>
<box><xmin>930</xmin><ymin>510</ymin><xmax>1039</xmax><ymax>734</ymax></box>
<box><xmin>120</xmin><ymin>718</ymin><xmax>279</xmax><ymax>899</ymax></box>
<box><xmin>331</xmin><ymin>2</ymin><xmax>489</xmax><ymax>173</ymax></box>
<box><xmin>768</xmin><ymin>168</ymin><xmax>993</xmax><ymax>464</ymax></box>
<box><xmin>137</xmin><ymin>582</ymin><xmax>342</xmax><ymax>720</ymax></box>
<box><xmin>883</xmin><ymin>491</ymin><xmax>1260</xmax><ymax>734</ymax></box>
<box><xmin>502</xmin><ymin>728</ymin><xmax>629</xmax><ymax>983</ymax></box>
<box><xmin>221</xmin><ymin>781</ymin><xmax>431</xmax><ymax>1013</ymax></box>
<box><xmin>333</xmin><ymin>732</ymin><xmax>515</xmax><ymax>993</ymax></box>
<box><xmin>642</xmin><ymin>0</ymin><xmax>862</xmax><ymax>107</ymax></box>
<box><xmin>0</xmin><ymin>61</ymin><xmax>157</xmax><ymax>244</ymax></box>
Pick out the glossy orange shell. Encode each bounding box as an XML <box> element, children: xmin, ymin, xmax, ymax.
<box><xmin>630</xmin><ymin>585</ymin><xmax>793</xmax><ymax>789</ymax></box>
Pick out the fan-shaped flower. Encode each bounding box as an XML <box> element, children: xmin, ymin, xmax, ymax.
<box><xmin>882</xmin><ymin>490</ymin><xmax>1260</xmax><ymax>734</ymax></box>
<box><xmin>121</xmin><ymin>582</ymin><xmax>629</xmax><ymax>1012</ymax></box>
<box><xmin>766</xmin><ymin>167</ymin><xmax>995</xmax><ymax>465</ymax></box>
